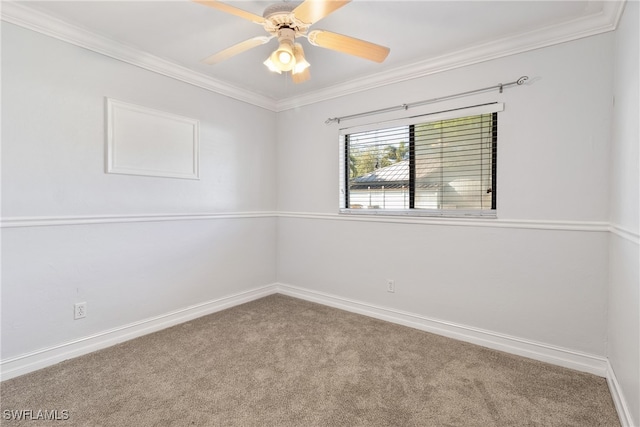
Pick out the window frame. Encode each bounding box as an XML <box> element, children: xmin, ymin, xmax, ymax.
<box><xmin>339</xmin><ymin>103</ymin><xmax>503</xmax><ymax>218</ymax></box>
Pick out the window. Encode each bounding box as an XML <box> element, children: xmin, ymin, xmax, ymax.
<box><xmin>341</xmin><ymin>104</ymin><xmax>501</xmax><ymax>217</ymax></box>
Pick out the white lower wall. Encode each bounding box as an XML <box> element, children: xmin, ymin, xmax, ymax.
<box><xmin>277</xmin><ymin>215</ymin><xmax>609</xmax><ymax>357</ymax></box>
<box><xmin>608</xmin><ymin>232</ymin><xmax>640</xmax><ymax>426</ymax></box>
<box><xmin>1</xmin><ymin>216</ymin><xmax>276</xmax><ymax>361</ymax></box>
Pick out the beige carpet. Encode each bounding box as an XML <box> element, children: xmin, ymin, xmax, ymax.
<box><xmin>1</xmin><ymin>294</ymin><xmax>620</xmax><ymax>426</ymax></box>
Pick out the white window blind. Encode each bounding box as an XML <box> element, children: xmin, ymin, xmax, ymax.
<box><xmin>340</xmin><ymin>103</ymin><xmax>502</xmax><ymax>217</ymax></box>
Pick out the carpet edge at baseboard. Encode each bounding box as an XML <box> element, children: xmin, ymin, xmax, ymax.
<box><xmin>0</xmin><ymin>284</ymin><xmax>279</xmax><ymax>381</ymax></box>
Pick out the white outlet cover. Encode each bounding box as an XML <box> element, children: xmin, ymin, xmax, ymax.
<box><xmin>74</xmin><ymin>302</ymin><xmax>87</xmax><ymax>319</ymax></box>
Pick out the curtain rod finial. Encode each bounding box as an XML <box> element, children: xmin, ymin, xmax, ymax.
<box><xmin>517</xmin><ymin>76</ymin><xmax>529</xmax><ymax>85</ymax></box>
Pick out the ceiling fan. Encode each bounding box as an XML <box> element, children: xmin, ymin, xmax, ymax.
<box><xmin>194</xmin><ymin>0</ymin><xmax>390</xmax><ymax>83</ymax></box>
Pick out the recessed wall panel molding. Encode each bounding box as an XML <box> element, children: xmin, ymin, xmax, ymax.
<box><xmin>106</xmin><ymin>98</ymin><xmax>199</xmax><ymax>180</ymax></box>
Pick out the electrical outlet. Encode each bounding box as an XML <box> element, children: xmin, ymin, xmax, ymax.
<box><xmin>74</xmin><ymin>302</ymin><xmax>87</xmax><ymax>320</ymax></box>
<box><xmin>387</xmin><ymin>279</ymin><xmax>395</xmax><ymax>293</ymax></box>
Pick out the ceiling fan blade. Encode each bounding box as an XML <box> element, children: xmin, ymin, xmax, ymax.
<box><xmin>202</xmin><ymin>36</ymin><xmax>272</xmax><ymax>65</ymax></box>
<box><xmin>292</xmin><ymin>68</ymin><xmax>311</xmax><ymax>84</ymax></box>
<box><xmin>192</xmin><ymin>1</ymin><xmax>265</xmax><ymax>24</ymax></box>
<box><xmin>307</xmin><ymin>30</ymin><xmax>390</xmax><ymax>63</ymax></box>
<box><xmin>293</xmin><ymin>0</ymin><xmax>351</xmax><ymax>25</ymax></box>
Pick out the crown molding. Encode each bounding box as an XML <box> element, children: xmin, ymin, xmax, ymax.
<box><xmin>274</xmin><ymin>0</ymin><xmax>626</xmax><ymax>111</ymax></box>
<box><xmin>0</xmin><ymin>1</ymin><xmax>278</xmax><ymax>111</ymax></box>
<box><xmin>1</xmin><ymin>1</ymin><xmax>626</xmax><ymax>113</ymax></box>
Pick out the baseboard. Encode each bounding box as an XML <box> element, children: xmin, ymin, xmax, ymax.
<box><xmin>0</xmin><ymin>284</ymin><xmax>279</xmax><ymax>381</ymax></box>
<box><xmin>607</xmin><ymin>362</ymin><xmax>636</xmax><ymax>427</ymax></box>
<box><xmin>275</xmin><ymin>283</ymin><xmax>609</xmax><ymax>377</ymax></box>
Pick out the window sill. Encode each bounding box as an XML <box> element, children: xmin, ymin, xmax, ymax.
<box><xmin>339</xmin><ymin>208</ymin><xmax>497</xmax><ymax>219</ymax></box>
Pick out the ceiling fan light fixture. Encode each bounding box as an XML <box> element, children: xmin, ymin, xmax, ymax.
<box><xmin>292</xmin><ymin>67</ymin><xmax>311</xmax><ymax>84</ymax></box>
<box><xmin>277</xmin><ymin>41</ymin><xmax>294</xmax><ymax>64</ymax></box>
<box><xmin>292</xmin><ymin>43</ymin><xmax>310</xmax><ymax>74</ymax></box>
<box><xmin>263</xmin><ymin>27</ymin><xmax>299</xmax><ymax>74</ymax></box>
<box><xmin>278</xmin><ymin>51</ymin><xmax>292</xmax><ymax>64</ymax></box>
<box><xmin>263</xmin><ymin>56</ymin><xmax>282</xmax><ymax>74</ymax></box>
<box><xmin>272</xmin><ymin>38</ymin><xmax>295</xmax><ymax>71</ymax></box>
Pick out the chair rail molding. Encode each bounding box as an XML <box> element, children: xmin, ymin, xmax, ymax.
<box><xmin>0</xmin><ymin>212</ymin><xmax>279</xmax><ymax>228</ymax></box>
<box><xmin>1</xmin><ymin>211</ymin><xmax>611</xmax><ymax>232</ymax></box>
<box><xmin>278</xmin><ymin>211</ymin><xmax>610</xmax><ymax>233</ymax></box>
<box><xmin>610</xmin><ymin>223</ymin><xmax>640</xmax><ymax>245</ymax></box>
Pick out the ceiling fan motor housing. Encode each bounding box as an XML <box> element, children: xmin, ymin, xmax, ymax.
<box><xmin>277</xmin><ymin>27</ymin><xmax>296</xmax><ymax>43</ymax></box>
<box><xmin>262</xmin><ymin>2</ymin><xmax>309</xmax><ymax>34</ymax></box>
<box><xmin>262</xmin><ymin>3</ymin><xmax>296</xmax><ymax>19</ymax></box>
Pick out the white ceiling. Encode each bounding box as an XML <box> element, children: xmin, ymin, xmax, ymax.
<box><xmin>2</xmin><ymin>1</ymin><xmax>624</xmax><ymax>110</ymax></box>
